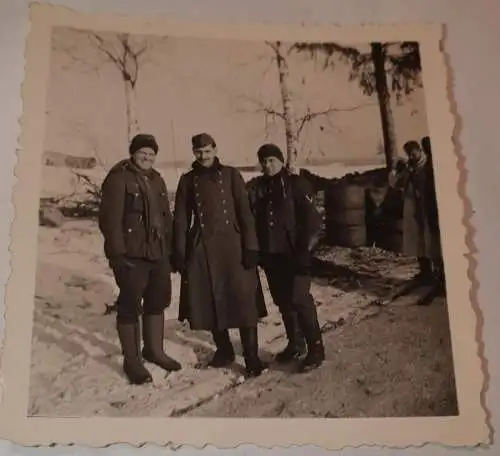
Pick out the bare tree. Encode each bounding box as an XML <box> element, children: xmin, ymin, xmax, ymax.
<box><xmin>89</xmin><ymin>33</ymin><xmax>147</xmax><ymax>141</ymax></box>
<box><xmin>54</xmin><ymin>29</ymin><xmax>167</xmax><ymax>143</ymax></box>
<box><xmin>294</xmin><ymin>41</ymin><xmax>422</xmax><ymax>169</ymax></box>
<box><xmin>265</xmin><ymin>41</ymin><xmax>300</xmax><ymax>171</ymax></box>
<box><xmin>240</xmin><ymin>96</ymin><xmax>371</xmax><ymax>150</ymax></box>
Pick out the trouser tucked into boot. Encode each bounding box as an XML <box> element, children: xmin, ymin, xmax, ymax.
<box><xmin>263</xmin><ymin>256</ymin><xmax>307</xmax><ymax>363</ymax></box>
<box><xmin>263</xmin><ymin>254</ymin><xmax>325</xmax><ymax>371</ymax></box>
<box><xmin>142</xmin><ymin>313</ymin><xmax>181</xmax><ymax>372</ymax></box>
<box><xmin>239</xmin><ymin>326</ymin><xmax>267</xmax><ymax>377</ymax></box>
<box><xmin>112</xmin><ymin>257</ymin><xmax>172</xmax><ymax>324</ymax></box>
<box><xmin>209</xmin><ymin>329</ymin><xmax>235</xmax><ymax>368</ymax></box>
<box><xmin>275</xmin><ymin>311</ymin><xmax>307</xmax><ymax>362</ymax></box>
<box><xmin>116</xmin><ymin>320</ymin><xmax>152</xmax><ymax>385</ymax></box>
<box><xmin>112</xmin><ymin>257</ymin><xmax>181</xmax><ymax>379</ymax></box>
<box><xmin>291</xmin><ymin>275</ymin><xmax>325</xmax><ymax>373</ymax></box>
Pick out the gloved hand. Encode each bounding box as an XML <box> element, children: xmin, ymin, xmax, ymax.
<box><xmin>294</xmin><ymin>251</ymin><xmax>311</xmax><ymax>275</ymax></box>
<box><xmin>242</xmin><ymin>249</ymin><xmax>260</xmax><ymax>270</ymax></box>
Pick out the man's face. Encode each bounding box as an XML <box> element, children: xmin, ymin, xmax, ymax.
<box><xmin>406</xmin><ymin>146</ymin><xmax>423</xmax><ymax>163</ymax></box>
<box><xmin>261</xmin><ymin>156</ymin><xmax>284</xmax><ymax>177</ymax></box>
<box><xmin>194</xmin><ymin>145</ymin><xmax>216</xmax><ymax>167</ymax></box>
<box><xmin>132</xmin><ymin>147</ymin><xmax>156</xmax><ymax>171</ymax></box>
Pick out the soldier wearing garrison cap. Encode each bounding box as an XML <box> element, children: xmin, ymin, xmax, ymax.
<box><xmin>98</xmin><ymin>133</ymin><xmax>181</xmax><ymax>385</ymax></box>
<box><xmin>172</xmin><ymin>132</ymin><xmax>268</xmax><ymax>378</ymax></box>
<box><xmin>247</xmin><ymin>143</ymin><xmax>325</xmax><ymax>373</ymax></box>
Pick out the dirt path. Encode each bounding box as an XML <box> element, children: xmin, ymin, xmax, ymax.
<box><xmin>28</xmin><ymin>221</ymin><xmax>457</xmax><ymax>418</ymax></box>
<box><xmin>184</xmin><ymin>298</ymin><xmax>458</xmax><ymax>418</ymax></box>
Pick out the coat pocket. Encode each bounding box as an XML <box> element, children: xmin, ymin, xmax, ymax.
<box><xmin>125</xmin><ymin>182</ymin><xmax>144</xmax><ymax>213</ymax></box>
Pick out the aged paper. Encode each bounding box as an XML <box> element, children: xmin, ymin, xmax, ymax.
<box><xmin>0</xmin><ymin>2</ymin><xmax>489</xmax><ymax>449</ymax></box>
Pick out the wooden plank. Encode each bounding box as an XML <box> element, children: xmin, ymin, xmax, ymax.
<box><xmin>391</xmin><ymin>284</ymin><xmax>436</xmax><ymax>307</ymax></box>
<box><xmin>377</xmin><ymin>278</ymin><xmax>421</xmax><ymax>306</ymax></box>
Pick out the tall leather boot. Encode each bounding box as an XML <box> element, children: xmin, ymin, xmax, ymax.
<box><xmin>296</xmin><ymin>306</ymin><xmax>325</xmax><ymax>373</ymax></box>
<box><xmin>142</xmin><ymin>314</ymin><xmax>182</xmax><ymax>372</ymax></box>
<box><xmin>275</xmin><ymin>311</ymin><xmax>307</xmax><ymax>363</ymax></box>
<box><xmin>116</xmin><ymin>321</ymin><xmax>153</xmax><ymax>385</ymax></box>
<box><xmin>239</xmin><ymin>326</ymin><xmax>267</xmax><ymax>377</ymax></box>
<box><xmin>416</xmin><ymin>257</ymin><xmax>433</xmax><ymax>282</ymax></box>
<box><xmin>209</xmin><ymin>329</ymin><xmax>235</xmax><ymax>368</ymax></box>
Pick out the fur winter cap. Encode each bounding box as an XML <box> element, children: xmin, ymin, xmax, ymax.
<box><xmin>257</xmin><ymin>143</ymin><xmax>285</xmax><ymax>163</ymax></box>
<box><xmin>129</xmin><ymin>134</ymin><xmax>159</xmax><ymax>155</ymax></box>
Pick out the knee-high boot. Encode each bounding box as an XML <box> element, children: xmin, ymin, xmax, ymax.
<box><xmin>142</xmin><ymin>313</ymin><xmax>182</xmax><ymax>372</ymax></box>
<box><xmin>275</xmin><ymin>311</ymin><xmax>307</xmax><ymax>362</ymax></box>
<box><xmin>239</xmin><ymin>326</ymin><xmax>267</xmax><ymax>377</ymax></box>
<box><xmin>296</xmin><ymin>304</ymin><xmax>325</xmax><ymax>373</ymax></box>
<box><xmin>116</xmin><ymin>321</ymin><xmax>153</xmax><ymax>385</ymax></box>
<box><xmin>209</xmin><ymin>329</ymin><xmax>235</xmax><ymax>367</ymax></box>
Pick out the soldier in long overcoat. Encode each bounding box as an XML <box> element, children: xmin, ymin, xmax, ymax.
<box><xmin>389</xmin><ymin>139</ymin><xmax>442</xmax><ymax>281</ymax></box>
<box><xmin>421</xmin><ymin>135</ymin><xmax>445</xmax><ymax>284</ymax></box>
<box><xmin>98</xmin><ymin>134</ymin><xmax>182</xmax><ymax>385</ymax></box>
<box><xmin>172</xmin><ymin>133</ymin><xmax>268</xmax><ymax>377</ymax></box>
<box><xmin>246</xmin><ymin>144</ymin><xmax>325</xmax><ymax>373</ymax></box>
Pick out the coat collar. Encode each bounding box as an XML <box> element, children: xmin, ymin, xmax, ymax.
<box><xmin>191</xmin><ymin>156</ymin><xmax>222</xmax><ymax>172</ymax></box>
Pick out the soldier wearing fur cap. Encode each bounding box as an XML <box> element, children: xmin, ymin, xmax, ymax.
<box><xmin>172</xmin><ymin>132</ymin><xmax>268</xmax><ymax>377</ymax></box>
<box><xmin>98</xmin><ymin>133</ymin><xmax>181</xmax><ymax>385</ymax></box>
<box><xmin>246</xmin><ymin>143</ymin><xmax>325</xmax><ymax>373</ymax></box>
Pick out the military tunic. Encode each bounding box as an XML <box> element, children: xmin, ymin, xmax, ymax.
<box><xmin>173</xmin><ymin>159</ymin><xmax>267</xmax><ymax>331</ymax></box>
<box><xmin>98</xmin><ymin>159</ymin><xmax>173</xmax><ymax>323</ymax></box>
<box><xmin>247</xmin><ymin>171</ymin><xmax>322</xmax><ymax>315</ymax></box>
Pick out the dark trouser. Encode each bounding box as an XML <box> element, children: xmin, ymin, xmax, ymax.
<box><xmin>262</xmin><ymin>253</ymin><xmax>322</xmax><ymax>355</ymax></box>
<box><xmin>417</xmin><ymin>257</ymin><xmax>433</xmax><ymax>277</ymax></box>
<box><xmin>418</xmin><ymin>256</ymin><xmax>445</xmax><ymax>281</ymax></box>
<box><xmin>112</xmin><ymin>257</ymin><xmax>171</xmax><ymax>324</ymax></box>
<box><xmin>112</xmin><ymin>256</ymin><xmax>180</xmax><ymax>383</ymax></box>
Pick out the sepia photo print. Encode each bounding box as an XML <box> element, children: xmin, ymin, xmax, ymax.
<box><xmin>0</xmin><ymin>4</ymin><xmax>488</xmax><ymax>450</ymax></box>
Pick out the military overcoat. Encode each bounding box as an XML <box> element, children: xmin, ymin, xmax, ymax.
<box><xmin>394</xmin><ymin>157</ymin><xmax>442</xmax><ymax>259</ymax></box>
<box><xmin>173</xmin><ymin>159</ymin><xmax>267</xmax><ymax>331</ymax></box>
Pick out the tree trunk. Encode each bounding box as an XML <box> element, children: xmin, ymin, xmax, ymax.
<box><xmin>371</xmin><ymin>42</ymin><xmax>397</xmax><ymax>170</ymax></box>
<box><xmin>274</xmin><ymin>42</ymin><xmax>300</xmax><ymax>173</ymax></box>
<box><xmin>124</xmin><ymin>79</ymin><xmax>139</xmax><ymax>142</ymax></box>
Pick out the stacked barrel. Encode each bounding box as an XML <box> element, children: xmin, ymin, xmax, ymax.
<box><xmin>365</xmin><ymin>185</ymin><xmax>404</xmax><ymax>253</ymax></box>
<box><xmin>324</xmin><ymin>182</ymin><xmax>367</xmax><ymax>247</ymax></box>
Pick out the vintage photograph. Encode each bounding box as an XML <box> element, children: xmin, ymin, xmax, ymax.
<box><xmin>28</xmin><ymin>25</ymin><xmax>458</xmax><ymax>419</ymax></box>
<box><xmin>0</xmin><ymin>3</ymin><xmax>488</xmax><ymax>449</ymax></box>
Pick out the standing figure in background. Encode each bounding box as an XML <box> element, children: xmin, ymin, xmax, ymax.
<box><xmin>98</xmin><ymin>133</ymin><xmax>182</xmax><ymax>385</ymax></box>
<box><xmin>172</xmin><ymin>133</ymin><xmax>268</xmax><ymax>378</ymax></box>
<box><xmin>389</xmin><ymin>139</ymin><xmax>442</xmax><ymax>282</ymax></box>
<box><xmin>421</xmin><ymin>135</ymin><xmax>445</xmax><ymax>286</ymax></box>
<box><xmin>247</xmin><ymin>144</ymin><xmax>325</xmax><ymax>373</ymax></box>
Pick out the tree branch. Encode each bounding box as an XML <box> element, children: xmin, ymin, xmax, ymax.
<box><xmin>265</xmin><ymin>40</ymin><xmax>280</xmax><ymax>54</ymax></box>
<box><xmin>90</xmin><ymin>33</ymin><xmax>125</xmax><ymax>72</ymax></box>
<box><xmin>296</xmin><ymin>102</ymin><xmax>375</xmax><ymax>135</ymax></box>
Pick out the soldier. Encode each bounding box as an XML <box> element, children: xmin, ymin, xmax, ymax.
<box><xmin>172</xmin><ymin>133</ymin><xmax>268</xmax><ymax>378</ymax></box>
<box><xmin>389</xmin><ymin>139</ymin><xmax>442</xmax><ymax>282</ymax></box>
<box><xmin>98</xmin><ymin>133</ymin><xmax>181</xmax><ymax>385</ymax></box>
<box><xmin>247</xmin><ymin>144</ymin><xmax>325</xmax><ymax>373</ymax></box>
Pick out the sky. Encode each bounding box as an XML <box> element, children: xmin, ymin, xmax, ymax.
<box><xmin>42</xmin><ymin>26</ymin><xmax>430</xmax><ymax>170</ymax></box>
